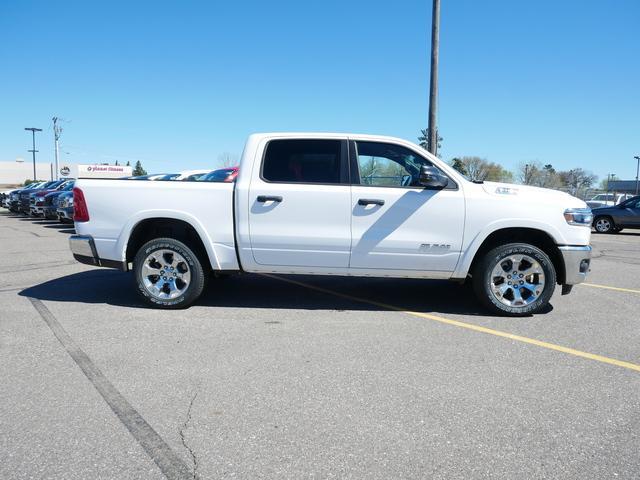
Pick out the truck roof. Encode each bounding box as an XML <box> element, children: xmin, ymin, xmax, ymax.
<box><xmin>248</xmin><ymin>132</ymin><xmax>425</xmax><ymax>146</ymax></box>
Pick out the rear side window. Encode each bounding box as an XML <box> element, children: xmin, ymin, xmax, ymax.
<box><xmin>262</xmin><ymin>139</ymin><xmax>343</xmax><ymax>184</ymax></box>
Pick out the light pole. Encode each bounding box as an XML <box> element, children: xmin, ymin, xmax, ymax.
<box><xmin>24</xmin><ymin>127</ymin><xmax>42</xmax><ymax>182</ymax></box>
<box><xmin>634</xmin><ymin>156</ymin><xmax>640</xmax><ymax>196</ymax></box>
<box><xmin>427</xmin><ymin>0</ymin><xmax>440</xmax><ymax>156</ymax></box>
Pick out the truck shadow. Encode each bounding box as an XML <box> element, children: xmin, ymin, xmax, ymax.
<box><xmin>19</xmin><ymin>270</ymin><xmax>547</xmax><ymax>317</ymax></box>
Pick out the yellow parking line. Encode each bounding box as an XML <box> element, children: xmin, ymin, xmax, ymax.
<box><xmin>581</xmin><ymin>283</ymin><xmax>640</xmax><ymax>294</ymax></box>
<box><xmin>263</xmin><ymin>274</ymin><xmax>640</xmax><ymax>373</ymax></box>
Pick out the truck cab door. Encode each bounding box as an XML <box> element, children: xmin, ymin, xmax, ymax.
<box><xmin>246</xmin><ymin>138</ymin><xmax>352</xmax><ymax>269</ymax></box>
<box><xmin>349</xmin><ymin>140</ymin><xmax>465</xmax><ymax>273</ymax></box>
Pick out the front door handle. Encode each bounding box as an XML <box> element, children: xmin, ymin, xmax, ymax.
<box><xmin>358</xmin><ymin>198</ymin><xmax>385</xmax><ymax>206</ymax></box>
<box><xmin>257</xmin><ymin>195</ymin><xmax>283</xmax><ymax>203</ymax></box>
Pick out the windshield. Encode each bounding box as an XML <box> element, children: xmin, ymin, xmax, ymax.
<box><xmin>158</xmin><ymin>173</ymin><xmax>180</xmax><ymax>180</ymax></box>
<box><xmin>591</xmin><ymin>194</ymin><xmax>613</xmax><ymax>201</ymax></box>
<box><xmin>183</xmin><ymin>173</ymin><xmax>208</xmax><ymax>181</ymax></box>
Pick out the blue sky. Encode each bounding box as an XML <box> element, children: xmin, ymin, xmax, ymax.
<box><xmin>1</xmin><ymin>0</ymin><xmax>638</xmax><ymax>180</ymax></box>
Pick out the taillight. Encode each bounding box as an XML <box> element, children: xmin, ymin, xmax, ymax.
<box><xmin>73</xmin><ymin>187</ymin><xmax>90</xmax><ymax>222</ymax></box>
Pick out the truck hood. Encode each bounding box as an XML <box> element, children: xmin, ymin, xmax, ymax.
<box><xmin>480</xmin><ymin>182</ymin><xmax>587</xmax><ymax>208</ymax></box>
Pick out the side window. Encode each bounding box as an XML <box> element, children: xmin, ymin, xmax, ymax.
<box><xmin>355</xmin><ymin>141</ymin><xmax>433</xmax><ymax>187</ymax></box>
<box><xmin>262</xmin><ymin>139</ymin><xmax>343</xmax><ymax>184</ymax></box>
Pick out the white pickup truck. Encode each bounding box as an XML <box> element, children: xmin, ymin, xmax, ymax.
<box><xmin>69</xmin><ymin>133</ymin><xmax>593</xmax><ymax>316</ymax></box>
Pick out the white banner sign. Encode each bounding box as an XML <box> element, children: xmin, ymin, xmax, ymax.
<box><xmin>77</xmin><ymin>164</ymin><xmax>133</xmax><ymax>179</ymax></box>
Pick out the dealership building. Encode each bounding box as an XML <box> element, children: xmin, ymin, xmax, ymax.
<box><xmin>0</xmin><ymin>161</ymin><xmax>132</xmax><ymax>187</ymax></box>
<box><xmin>608</xmin><ymin>180</ymin><xmax>640</xmax><ymax>195</ymax></box>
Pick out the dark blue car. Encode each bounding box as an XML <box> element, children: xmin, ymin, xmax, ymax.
<box><xmin>592</xmin><ymin>195</ymin><xmax>640</xmax><ymax>233</ymax></box>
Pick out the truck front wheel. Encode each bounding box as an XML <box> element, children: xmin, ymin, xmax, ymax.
<box><xmin>133</xmin><ymin>237</ymin><xmax>206</xmax><ymax>309</ymax></box>
<box><xmin>472</xmin><ymin>243</ymin><xmax>556</xmax><ymax>316</ymax></box>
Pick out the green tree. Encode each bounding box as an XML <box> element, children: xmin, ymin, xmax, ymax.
<box><xmin>132</xmin><ymin>160</ymin><xmax>147</xmax><ymax>176</ymax></box>
<box><xmin>418</xmin><ymin>129</ymin><xmax>442</xmax><ymax>155</ymax></box>
<box><xmin>558</xmin><ymin>168</ymin><xmax>597</xmax><ymax>197</ymax></box>
<box><xmin>450</xmin><ymin>158</ymin><xmax>467</xmax><ymax>176</ymax></box>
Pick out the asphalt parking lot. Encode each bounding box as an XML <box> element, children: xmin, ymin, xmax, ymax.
<box><xmin>1</xmin><ymin>211</ymin><xmax>639</xmax><ymax>480</ymax></box>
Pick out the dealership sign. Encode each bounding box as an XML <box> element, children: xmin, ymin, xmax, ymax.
<box><xmin>60</xmin><ymin>165</ymin><xmax>71</xmax><ymax>176</ymax></box>
<box><xmin>77</xmin><ymin>164</ymin><xmax>133</xmax><ymax>179</ymax></box>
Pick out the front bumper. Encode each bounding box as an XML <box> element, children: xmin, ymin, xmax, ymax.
<box><xmin>558</xmin><ymin>245</ymin><xmax>591</xmax><ymax>287</ymax></box>
<box><xmin>57</xmin><ymin>207</ymin><xmax>73</xmax><ymax>220</ymax></box>
<box><xmin>69</xmin><ymin>235</ymin><xmax>126</xmax><ymax>270</ymax></box>
<box><xmin>30</xmin><ymin>205</ymin><xmax>44</xmax><ymax>216</ymax></box>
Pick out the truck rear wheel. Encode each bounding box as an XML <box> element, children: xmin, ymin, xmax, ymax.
<box><xmin>472</xmin><ymin>243</ymin><xmax>556</xmax><ymax>316</ymax></box>
<box><xmin>133</xmin><ymin>237</ymin><xmax>206</xmax><ymax>309</ymax></box>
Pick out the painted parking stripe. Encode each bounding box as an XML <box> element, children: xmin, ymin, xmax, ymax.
<box><xmin>581</xmin><ymin>283</ymin><xmax>640</xmax><ymax>294</ymax></box>
<box><xmin>264</xmin><ymin>274</ymin><xmax>640</xmax><ymax>373</ymax></box>
<box><xmin>28</xmin><ymin>297</ymin><xmax>195</xmax><ymax>480</ymax></box>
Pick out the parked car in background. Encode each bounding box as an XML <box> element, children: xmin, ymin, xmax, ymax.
<box><xmin>12</xmin><ymin>182</ymin><xmax>49</xmax><ymax>213</ymax></box>
<box><xmin>198</xmin><ymin>166</ymin><xmax>239</xmax><ymax>183</ymax></box>
<box><xmin>29</xmin><ymin>180</ymin><xmax>70</xmax><ymax>216</ymax></box>
<box><xmin>586</xmin><ymin>193</ymin><xmax>633</xmax><ymax>209</ymax></box>
<box><xmin>592</xmin><ymin>195</ymin><xmax>640</xmax><ymax>233</ymax></box>
<box><xmin>175</xmin><ymin>169</ymin><xmax>212</xmax><ymax>181</ymax></box>
<box><xmin>1</xmin><ymin>188</ymin><xmax>19</xmax><ymax>208</ymax></box>
<box><xmin>128</xmin><ymin>173</ymin><xmax>180</xmax><ymax>181</ymax></box>
<box><xmin>43</xmin><ymin>180</ymin><xmax>75</xmax><ymax>219</ymax></box>
<box><xmin>56</xmin><ymin>191</ymin><xmax>74</xmax><ymax>223</ymax></box>
<box><xmin>21</xmin><ymin>180</ymin><xmax>65</xmax><ymax>214</ymax></box>
<box><xmin>7</xmin><ymin>182</ymin><xmax>44</xmax><ymax>212</ymax></box>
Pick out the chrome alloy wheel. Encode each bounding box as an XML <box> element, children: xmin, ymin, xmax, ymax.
<box><xmin>140</xmin><ymin>249</ymin><xmax>191</xmax><ymax>300</ymax></box>
<box><xmin>594</xmin><ymin>217</ymin><xmax>611</xmax><ymax>233</ymax></box>
<box><xmin>489</xmin><ymin>254</ymin><xmax>545</xmax><ymax>308</ymax></box>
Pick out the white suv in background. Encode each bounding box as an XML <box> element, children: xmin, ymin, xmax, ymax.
<box><xmin>587</xmin><ymin>193</ymin><xmax>633</xmax><ymax>209</ymax></box>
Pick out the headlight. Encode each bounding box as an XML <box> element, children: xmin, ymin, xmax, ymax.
<box><xmin>564</xmin><ymin>208</ymin><xmax>592</xmax><ymax>227</ymax></box>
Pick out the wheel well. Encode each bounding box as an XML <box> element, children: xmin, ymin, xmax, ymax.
<box><xmin>126</xmin><ymin>218</ymin><xmax>211</xmax><ymax>269</ymax></box>
<box><xmin>469</xmin><ymin>228</ymin><xmax>565</xmax><ymax>285</ymax></box>
<box><xmin>593</xmin><ymin>214</ymin><xmax>613</xmax><ymax>223</ymax></box>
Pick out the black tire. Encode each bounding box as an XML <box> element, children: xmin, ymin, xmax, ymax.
<box><xmin>593</xmin><ymin>216</ymin><xmax>614</xmax><ymax>234</ymax></box>
<box><xmin>472</xmin><ymin>243</ymin><xmax>556</xmax><ymax>316</ymax></box>
<box><xmin>133</xmin><ymin>237</ymin><xmax>206</xmax><ymax>309</ymax></box>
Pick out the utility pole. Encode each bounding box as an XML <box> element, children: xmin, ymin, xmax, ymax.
<box><xmin>634</xmin><ymin>156</ymin><xmax>640</xmax><ymax>196</ymax></box>
<box><xmin>53</xmin><ymin>117</ymin><xmax>61</xmax><ymax>180</ymax></box>
<box><xmin>24</xmin><ymin>127</ymin><xmax>42</xmax><ymax>181</ymax></box>
<box><xmin>427</xmin><ymin>0</ymin><xmax>441</xmax><ymax>156</ymax></box>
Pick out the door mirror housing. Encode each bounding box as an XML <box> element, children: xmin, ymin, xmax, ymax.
<box><xmin>419</xmin><ymin>165</ymin><xmax>449</xmax><ymax>189</ymax></box>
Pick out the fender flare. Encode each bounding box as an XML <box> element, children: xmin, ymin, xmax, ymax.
<box><xmin>453</xmin><ymin>219</ymin><xmax>566</xmax><ymax>278</ymax></box>
<box><xmin>116</xmin><ymin>210</ymin><xmax>222</xmax><ymax>270</ymax></box>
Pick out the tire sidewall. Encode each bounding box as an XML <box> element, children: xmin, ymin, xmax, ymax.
<box><xmin>594</xmin><ymin>216</ymin><xmax>613</xmax><ymax>233</ymax></box>
<box><xmin>133</xmin><ymin>238</ymin><xmax>205</xmax><ymax>309</ymax></box>
<box><xmin>474</xmin><ymin>243</ymin><xmax>556</xmax><ymax>316</ymax></box>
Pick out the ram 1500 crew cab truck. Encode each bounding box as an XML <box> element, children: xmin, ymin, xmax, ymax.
<box><xmin>68</xmin><ymin>133</ymin><xmax>593</xmax><ymax>315</ymax></box>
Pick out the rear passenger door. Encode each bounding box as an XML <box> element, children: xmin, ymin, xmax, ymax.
<box><xmin>248</xmin><ymin>138</ymin><xmax>352</xmax><ymax>268</ymax></box>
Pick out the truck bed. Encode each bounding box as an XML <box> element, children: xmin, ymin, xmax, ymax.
<box><xmin>73</xmin><ymin>179</ymin><xmax>239</xmax><ymax>271</ymax></box>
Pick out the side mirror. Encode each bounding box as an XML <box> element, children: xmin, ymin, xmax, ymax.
<box><xmin>419</xmin><ymin>165</ymin><xmax>449</xmax><ymax>189</ymax></box>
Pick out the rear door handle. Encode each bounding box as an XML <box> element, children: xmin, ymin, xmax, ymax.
<box><xmin>358</xmin><ymin>198</ymin><xmax>385</xmax><ymax>206</ymax></box>
<box><xmin>257</xmin><ymin>195</ymin><xmax>283</xmax><ymax>203</ymax></box>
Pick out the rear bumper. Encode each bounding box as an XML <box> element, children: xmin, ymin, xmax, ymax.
<box><xmin>69</xmin><ymin>235</ymin><xmax>126</xmax><ymax>270</ymax></box>
<box><xmin>558</xmin><ymin>245</ymin><xmax>591</xmax><ymax>286</ymax></box>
